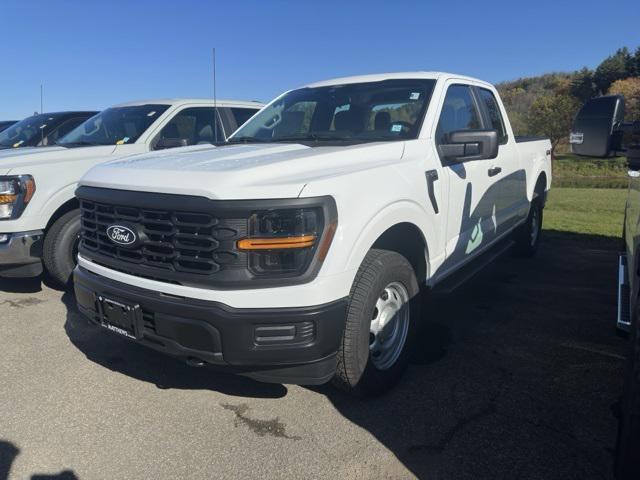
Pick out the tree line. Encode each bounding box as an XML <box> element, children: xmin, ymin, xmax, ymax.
<box><xmin>497</xmin><ymin>46</ymin><xmax>640</xmax><ymax>153</ymax></box>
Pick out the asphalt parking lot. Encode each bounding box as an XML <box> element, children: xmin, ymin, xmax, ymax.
<box><xmin>0</xmin><ymin>231</ymin><xmax>626</xmax><ymax>480</ymax></box>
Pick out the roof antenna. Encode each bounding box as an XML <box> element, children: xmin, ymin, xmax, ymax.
<box><xmin>40</xmin><ymin>83</ymin><xmax>45</xmax><ymax>145</ymax></box>
<box><xmin>212</xmin><ymin>47</ymin><xmax>218</xmax><ymax>143</ymax></box>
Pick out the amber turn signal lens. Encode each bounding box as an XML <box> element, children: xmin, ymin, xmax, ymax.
<box><xmin>23</xmin><ymin>178</ymin><xmax>36</xmax><ymax>203</ymax></box>
<box><xmin>237</xmin><ymin>235</ymin><xmax>316</xmax><ymax>250</ymax></box>
<box><xmin>0</xmin><ymin>194</ymin><xmax>17</xmax><ymax>204</ymax></box>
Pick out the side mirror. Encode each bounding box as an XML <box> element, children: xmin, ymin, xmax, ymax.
<box><xmin>155</xmin><ymin>138</ymin><xmax>189</xmax><ymax>150</ymax></box>
<box><xmin>570</xmin><ymin>95</ymin><xmax>625</xmax><ymax>157</ymax></box>
<box><xmin>439</xmin><ymin>129</ymin><xmax>498</xmax><ymax>162</ymax></box>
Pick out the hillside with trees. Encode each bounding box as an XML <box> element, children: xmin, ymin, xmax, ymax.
<box><xmin>496</xmin><ymin>46</ymin><xmax>640</xmax><ymax>153</ymax></box>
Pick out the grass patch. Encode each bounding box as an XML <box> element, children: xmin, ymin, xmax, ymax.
<box><xmin>553</xmin><ymin>154</ymin><xmax>627</xmax><ymax>188</ymax></box>
<box><xmin>544</xmin><ymin>187</ymin><xmax>626</xmax><ymax>239</ymax></box>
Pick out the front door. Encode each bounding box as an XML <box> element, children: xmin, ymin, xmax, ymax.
<box><xmin>435</xmin><ymin>83</ymin><xmax>502</xmax><ymax>274</ymax></box>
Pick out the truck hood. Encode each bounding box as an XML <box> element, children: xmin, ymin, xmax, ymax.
<box><xmin>0</xmin><ymin>145</ymin><xmax>117</xmax><ymax>173</ymax></box>
<box><xmin>80</xmin><ymin>142</ymin><xmax>406</xmax><ymax>199</ymax></box>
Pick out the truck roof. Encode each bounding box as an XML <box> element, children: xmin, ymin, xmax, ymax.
<box><xmin>305</xmin><ymin>71</ymin><xmax>493</xmax><ymax>89</ymax></box>
<box><xmin>111</xmin><ymin>98</ymin><xmax>264</xmax><ymax>108</ymax></box>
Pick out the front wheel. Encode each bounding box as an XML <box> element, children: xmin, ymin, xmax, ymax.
<box><xmin>43</xmin><ymin>209</ymin><xmax>81</xmax><ymax>288</ymax></box>
<box><xmin>333</xmin><ymin>249</ymin><xmax>420</xmax><ymax>396</ymax></box>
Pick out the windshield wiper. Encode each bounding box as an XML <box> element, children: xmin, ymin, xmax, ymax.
<box><xmin>226</xmin><ymin>136</ymin><xmax>271</xmax><ymax>144</ymax></box>
<box><xmin>272</xmin><ymin>133</ymin><xmax>360</xmax><ymax>143</ymax></box>
<box><xmin>57</xmin><ymin>141</ymin><xmax>102</xmax><ymax>148</ymax></box>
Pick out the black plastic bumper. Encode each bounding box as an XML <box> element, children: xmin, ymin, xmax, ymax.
<box><xmin>0</xmin><ymin>231</ymin><xmax>43</xmax><ymax>277</ymax></box>
<box><xmin>74</xmin><ymin>267</ymin><xmax>348</xmax><ymax>385</ymax></box>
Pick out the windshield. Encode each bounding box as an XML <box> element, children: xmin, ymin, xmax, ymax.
<box><xmin>230</xmin><ymin>79</ymin><xmax>436</xmax><ymax>145</ymax></box>
<box><xmin>0</xmin><ymin>114</ymin><xmax>58</xmax><ymax>147</ymax></box>
<box><xmin>58</xmin><ymin>104</ymin><xmax>169</xmax><ymax>146</ymax></box>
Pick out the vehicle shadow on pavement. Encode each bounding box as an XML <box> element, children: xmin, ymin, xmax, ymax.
<box><xmin>0</xmin><ymin>440</ymin><xmax>77</xmax><ymax>480</ymax></box>
<box><xmin>312</xmin><ymin>231</ymin><xmax>625</xmax><ymax>480</ymax></box>
<box><xmin>61</xmin><ymin>291</ymin><xmax>288</xmax><ymax>399</ymax></box>
<box><xmin>0</xmin><ymin>273</ymin><xmax>67</xmax><ymax>294</ymax></box>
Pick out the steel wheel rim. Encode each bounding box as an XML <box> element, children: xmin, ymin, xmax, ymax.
<box><xmin>369</xmin><ymin>281</ymin><xmax>410</xmax><ymax>370</ymax></box>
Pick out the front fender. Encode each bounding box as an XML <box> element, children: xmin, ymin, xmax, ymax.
<box><xmin>323</xmin><ymin>200</ymin><xmax>443</xmax><ymax>288</ymax></box>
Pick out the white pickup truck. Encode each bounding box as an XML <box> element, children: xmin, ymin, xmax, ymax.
<box><xmin>74</xmin><ymin>72</ymin><xmax>551</xmax><ymax>395</ymax></box>
<box><xmin>0</xmin><ymin>98</ymin><xmax>262</xmax><ymax>285</ymax></box>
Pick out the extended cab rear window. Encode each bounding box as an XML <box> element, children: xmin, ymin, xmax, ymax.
<box><xmin>478</xmin><ymin>88</ymin><xmax>508</xmax><ymax>144</ymax></box>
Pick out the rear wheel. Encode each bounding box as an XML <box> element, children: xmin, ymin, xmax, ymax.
<box><xmin>513</xmin><ymin>197</ymin><xmax>543</xmax><ymax>257</ymax></box>
<box><xmin>43</xmin><ymin>209</ymin><xmax>81</xmax><ymax>288</ymax></box>
<box><xmin>333</xmin><ymin>249</ymin><xmax>420</xmax><ymax>396</ymax></box>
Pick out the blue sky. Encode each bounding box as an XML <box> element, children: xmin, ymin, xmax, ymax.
<box><xmin>1</xmin><ymin>0</ymin><xmax>638</xmax><ymax>119</ymax></box>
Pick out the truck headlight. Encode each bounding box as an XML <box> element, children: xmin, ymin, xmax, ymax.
<box><xmin>0</xmin><ymin>175</ymin><xmax>36</xmax><ymax>220</ymax></box>
<box><xmin>237</xmin><ymin>204</ymin><xmax>337</xmax><ymax>277</ymax></box>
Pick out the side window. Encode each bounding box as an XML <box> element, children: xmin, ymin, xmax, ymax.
<box><xmin>478</xmin><ymin>88</ymin><xmax>508</xmax><ymax>144</ymax></box>
<box><xmin>436</xmin><ymin>85</ymin><xmax>482</xmax><ymax>144</ymax></box>
<box><xmin>155</xmin><ymin>107</ymin><xmax>223</xmax><ymax>149</ymax></box>
<box><xmin>231</xmin><ymin>108</ymin><xmax>258</xmax><ymax>129</ymax></box>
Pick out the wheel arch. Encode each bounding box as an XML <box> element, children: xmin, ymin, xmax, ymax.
<box><xmin>45</xmin><ymin>197</ymin><xmax>79</xmax><ymax>232</ymax></box>
<box><xmin>340</xmin><ymin>201</ymin><xmax>435</xmax><ymax>287</ymax></box>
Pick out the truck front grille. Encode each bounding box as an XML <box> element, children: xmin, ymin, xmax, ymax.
<box><xmin>79</xmin><ymin>198</ymin><xmax>247</xmax><ymax>281</ymax></box>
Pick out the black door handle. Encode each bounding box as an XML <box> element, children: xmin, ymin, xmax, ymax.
<box><xmin>488</xmin><ymin>166</ymin><xmax>502</xmax><ymax>177</ymax></box>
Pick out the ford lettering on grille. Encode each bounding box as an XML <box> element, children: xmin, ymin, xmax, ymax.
<box><xmin>106</xmin><ymin>225</ymin><xmax>137</xmax><ymax>246</ymax></box>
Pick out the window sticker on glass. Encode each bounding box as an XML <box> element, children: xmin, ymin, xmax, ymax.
<box><xmin>13</xmin><ymin>140</ymin><xmax>24</xmax><ymax>147</ymax></box>
<box><xmin>115</xmin><ymin>136</ymin><xmax>130</xmax><ymax>145</ymax></box>
<box><xmin>410</xmin><ymin>92</ymin><xmax>420</xmax><ymax>100</ymax></box>
<box><xmin>391</xmin><ymin>124</ymin><xmax>403</xmax><ymax>132</ymax></box>
<box><xmin>147</xmin><ymin>111</ymin><xmax>157</xmax><ymax>117</ymax></box>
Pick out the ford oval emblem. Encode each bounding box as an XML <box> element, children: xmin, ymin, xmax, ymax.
<box><xmin>106</xmin><ymin>225</ymin><xmax>137</xmax><ymax>246</ymax></box>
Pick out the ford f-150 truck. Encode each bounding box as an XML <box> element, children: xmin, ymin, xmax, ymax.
<box><xmin>74</xmin><ymin>72</ymin><xmax>552</xmax><ymax>396</ymax></box>
<box><xmin>570</xmin><ymin>95</ymin><xmax>640</xmax><ymax>480</ymax></box>
<box><xmin>0</xmin><ymin>99</ymin><xmax>262</xmax><ymax>285</ymax></box>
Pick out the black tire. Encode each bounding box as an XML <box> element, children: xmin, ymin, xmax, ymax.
<box><xmin>43</xmin><ymin>209</ymin><xmax>81</xmax><ymax>288</ymax></box>
<box><xmin>513</xmin><ymin>197</ymin><xmax>543</xmax><ymax>257</ymax></box>
<box><xmin>333</xmin><ymin>249</ymin><xmax>420</xmax><ymax>396</ymax></box>
<box><xmin>614</xmin><ymin>303</ymin><xmax>640</xmax><ymax>479</ymax></box>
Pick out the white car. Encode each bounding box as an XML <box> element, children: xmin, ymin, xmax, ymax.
<box><xmin>74</xmin><ymin>73</ymin><xmax>551</xmax><ymax>395</ymax></box>
<box><xmin>0</xmin><ymin>98</ymin><xmax>263</xmax><ymax>285</ymax></box>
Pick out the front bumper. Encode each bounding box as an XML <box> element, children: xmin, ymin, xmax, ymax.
<box><xmin>0</xmin><ymin>230</ymin><xmax>44</xmax><ymax>277</ymax></box>
<box><xmin>74</xmin><ymin>266</ymin><xmax>348</xmax><ymax>385</ymax></box>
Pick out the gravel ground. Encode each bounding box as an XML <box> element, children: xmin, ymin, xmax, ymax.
<box><xmin>0</xmin><ymin>231</ymin><xmax>626</xmax><ymax>479</ymax></box>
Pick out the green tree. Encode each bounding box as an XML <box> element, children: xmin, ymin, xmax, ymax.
<box><xmin>528</xmin><ymin>93</ymin><xmax>579</xmax><ymax>153</ymax></box>
<box><xmin>570</xmin><ymin>67</ymin><xmax>597</xmax><ymax>102</ymax></box>
<box><xmin>594</xmin><ymin>47</ymin><xmax>633</xmax><ymax>94</ymax></box>
<box><xmin>633</xmin><ymin>46</ymin><xmax>640</xmax><ymax>77</ymax></box>
<box><xmin>608</xmin><ymin>77</ymin><xmax>640</xmax><ymax>120</ymax></box>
